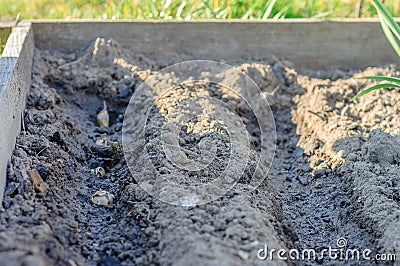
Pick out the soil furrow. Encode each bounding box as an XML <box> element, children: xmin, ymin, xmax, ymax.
<box><xmin>0</xmin><ymin>38</ymin><xmax>398</xmax><ymax>266</ymax></box>
<box><xmin>271</xmin><ymin>109</ymin><xmax>375</xmax><ymax>265</ymax></box>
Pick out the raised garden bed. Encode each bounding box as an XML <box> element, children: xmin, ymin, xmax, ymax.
<box><xmin>0</xmin><ymin>20</ymin><xmax>399</xmax><ymax>265</ymax></box>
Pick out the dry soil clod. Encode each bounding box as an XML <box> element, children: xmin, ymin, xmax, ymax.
<box><xmin>91</xmin><ymin>190</ymin><xmax>114</xmax><ymax>205</ymax></box>
<box><xmin>96</xmin><ymin>101</ymin><xmax>109</xmax><ymax>127</ymax></box>
<box><xmin>26</xmin><ymin>169</ymin><xmax>50</xmax><ymax>194</ymax></box>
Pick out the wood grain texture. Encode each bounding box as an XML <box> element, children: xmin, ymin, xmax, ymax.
<box><xmin>0</xmin><ymin>21</ymin><xmax>33</xmax><ymax>203</ymax></box>
<box><xmin>31</xmin><ymin>19</ymin><xmax>398</xmax><ymax>70</ymax></box>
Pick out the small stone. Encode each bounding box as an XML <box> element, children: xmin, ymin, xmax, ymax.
<box><xmin>314</xmin><ymin>182</ymin><xmax>322</xmax><ymax>189</ymax></box>
<box><xmin>200</xmin><ymin>224</ymin><xmax>215</xmax><ymax>233</ymax></box>
<box><xmin>311</xmin><ymin>169</ymin><xmax>326</xmax><ymax>178</ymax></box>
<box><xmin>297</xmin><ymin>175</ymin><xmax>310</xmax><ymax>186</ymax></box>
<box><xmin>158</xmin><ymin>167</ymin><xmax>169</xmax><ymax>174</ymax></box>
<box><xmin>117</xmin><ymin>84</ymin><xmax>130</xmax><ymax>98</ymax></box>
<box><xmin>4</xmin><ymin>182</ymin><xmax>19</xmax><ymax>196</ymax></box>
<box><xmin>340</xmin><ymin>106</ymin><xmax>350</xmax><ymax>116</ymax></box>
<box><xmin>224</xmin><ymin>176</ymin><xmax>235</xmax><ymax>184</ymax></box>
<box><xmin>36</xmin><ymin>167</ymin><xmax>50</xmax><ymax>180</ymax></box>
<box><xmin>322</xmin><ymin>217</ymin><xmax>331</xmax><ymax>223</ymax></box>
<box><xmin>113</xmin><ymin>125</ymin><xmax>121</xmax><ymax>132</ymax></box>
<box><xmin>362</xmin><ymin>101</ymin><xmax>374</xmax><ymax>112</ymax></box>
<box><xmin>329</xmin><ymin>122</ymin><xmax>339</xmax><ymax>130</ymax></box>
<box><xmin>238</xmin><ymin>250</ymin><xmax>250</xmax><ymax>260</ymax></box>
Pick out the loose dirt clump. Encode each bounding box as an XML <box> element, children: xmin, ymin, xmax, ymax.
<box><xmin>0</xmin><ymin>37</ymin><xmax>398</xmax><ymax>265</ymax></box>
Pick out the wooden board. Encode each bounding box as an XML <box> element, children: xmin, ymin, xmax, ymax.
<box><xmin>31</xmin><ymin>19</ymin><xmax>399</xmax><ymax>70</ymax></box>
<box><xmin>0</xmin><ymin>21</ymin><xmax>33</xmax><ymax>203</ymax></box>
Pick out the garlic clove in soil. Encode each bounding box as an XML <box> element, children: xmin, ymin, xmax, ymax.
<box><xmin>91</xmin><ymin>190</ymin><xmax>114</xmax><ymax>206</ymax></box>
<box><xmin>96</xmin><ymin>101</ymin><xmax>109</xmax><ymax>127</ymax></box>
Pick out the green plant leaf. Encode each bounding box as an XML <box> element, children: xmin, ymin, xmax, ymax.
<box><xmin>373</xmin><ymin>0</ymin><xmax>400</xmax><ymax>37</ymax></box>
<box><xmin>378</xmin><ymin>11</ymin><xmax>400</xmax><ymax>57</ymax></box>
<box><xmin>351</xmin><ymin>83</ymin><xmax>400</xmax><ymax>101</ymax></box>
<box><xmin>363</xmin><ymin>76</ymin><xmax>400</xmax><ymax>83</ymax></box>
<box><xmin>354</xmin><ymin>1</ymin><xmax>400</xmax><ymax>101</ymax></box>
<box><xmin>372</xmin><ymin>0</ymin><xmax>400</xmax><ymax>57</ymax></box>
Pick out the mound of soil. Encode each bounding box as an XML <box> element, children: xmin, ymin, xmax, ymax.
<box><xmin>0</xmin><ymin>37</ymin><xmax>398</xmax><ymax>265</ymax></box>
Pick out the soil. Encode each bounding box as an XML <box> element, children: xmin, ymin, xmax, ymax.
<box><xmin>0</xmin><ymin>37</ymin><xmax>399</xmax><ymax>266</ymax></box>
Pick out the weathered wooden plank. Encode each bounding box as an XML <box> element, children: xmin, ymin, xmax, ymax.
<box><xmin>0</xmin><ymin>21</ymin><xmax>33</xmax><ymax>204</ymax></box>
<box><xmin>0</xmin><ymin>16</ymin><xmax>17</xmax><ymax>28</ymax></box>
<box><xmin>31</xmin><ymin>19</ymin><xmax>398</xmax><ymax>70</ymax></box>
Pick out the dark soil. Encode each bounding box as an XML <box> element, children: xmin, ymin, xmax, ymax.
<box><xmin>0</xmin><ymin>38</ymin><xmax>398</xmax><ymax>266</ymax></box>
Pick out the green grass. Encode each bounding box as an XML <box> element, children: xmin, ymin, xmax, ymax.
<box><xmin>0</xmin><ymin>28</ymin><xmax>11</xmax><ymax>55</ymax></box>
<box><xmin>1</xmin><ymin>0</ymin><xmax>400</xmax><ymax>20</ymax></box>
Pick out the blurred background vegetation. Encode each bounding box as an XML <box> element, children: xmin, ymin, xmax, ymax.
<box><xmin>1</xmin><ymin>0</ymin><xmax>400</xmax><ymax>20</ymax></box>
<box><xmin>2</xmin><ymin>0</ymin><xmax>399</xmax><ymax>54</ymax></box>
